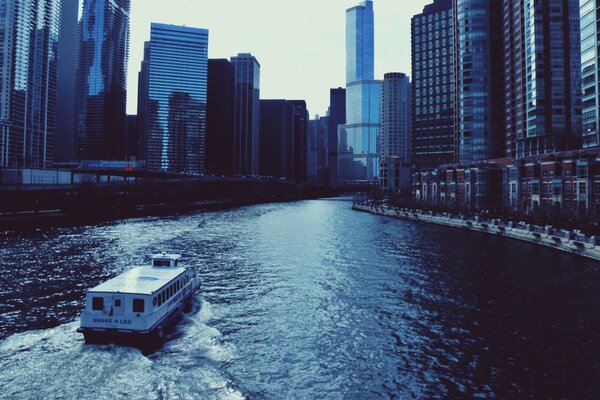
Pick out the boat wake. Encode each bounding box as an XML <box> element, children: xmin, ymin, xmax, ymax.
<box><xmin>0</xmin><ymin>298</ymin><xmax>245</xmax><ymax>400</ymax></box>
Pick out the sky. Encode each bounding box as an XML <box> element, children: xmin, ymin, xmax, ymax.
<box><xmin>121</xmin><ymin>0</ymin><xmax>431</xmax><ymax>117</ymax></box>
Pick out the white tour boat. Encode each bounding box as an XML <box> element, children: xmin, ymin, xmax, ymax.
<box><xmin>77</xmin><ymin>254</ymin><xmax>200</xmax><ymax>346</ymax></box>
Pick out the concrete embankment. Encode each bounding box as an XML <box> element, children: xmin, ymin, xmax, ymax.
<box><xmin>353</xmin><ymin>204</ymin><xmax>600</xmax><ymax>262</ymax></box>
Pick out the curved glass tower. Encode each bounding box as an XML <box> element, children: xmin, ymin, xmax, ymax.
<box><xmin>0</xmin><ymin>0</ymin><xmax>61</xmax><ymax>169</ymax></box>
<box><xmin>75</xmin><ymin>0</ymin><xmax>130</xmax><ymax>161</ymax></box>
<box><xmin>338</xmin><ymin>0</ymin><xmax>381</xmax><ymax>184</ymax></box>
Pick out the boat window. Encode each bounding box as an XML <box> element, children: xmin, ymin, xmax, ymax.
<box><xmin>153</xmin><ymin>297</ymin><xmax>157</xmax><ymax>306</ymax></box>
<box><xmin>133</xmin><ymin>299</ymin><xmax>145</xmax><ymax>313</ymax></box>
<box><xmin>114</xmin><ymin>299</ymin><xmax>121</xmax><ymax>307</ymax></box>
<box><xmin>174</xmin><ymin>260</ymin><xmax>178</xmax><ymax>266</ymax></box>
<box><xmin>161</xmin><ymin>292</ymin><xmax>165</xmax><ymax>304</ymax></box>
<box><xmin>92</xmin><ymin>297</ymin><xmax>104</xmax><ymax>311</ymax></box>
<box><xmin>158</xmin><ymin>295</ymin><xmax>162</xmax><ymax>307</ymax></box>
<box><xmin>153</xmin><ymin>260</ymin><xmax>170</xmax><ymax>267</ymax></box>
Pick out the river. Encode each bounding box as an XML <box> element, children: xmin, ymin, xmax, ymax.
<box><xmin>0</xmin><ymin>198</ymin><xmax>598</xmax><ymax>399</ymax></box>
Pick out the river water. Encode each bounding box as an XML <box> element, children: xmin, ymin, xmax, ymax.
<box><xmin>0</xmin><ymin>198</ymin><xmax>599</xmax><ymax>399</ymax></box>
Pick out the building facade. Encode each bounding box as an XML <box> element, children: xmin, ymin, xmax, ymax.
<box><xmin>0</xmin><ymin>0</ymin><xmax>61</xmax><ymax>169</ymax></box>
<box><xmin>259</xmin><ymin>100</ymin><xmax>307</xmax><ymax>182</ymax></box>
<box><xmin>338</xmin><ymin>0</ymin><xmax>381</xmax><ymax>184</ymax></box>
<box><xmin>507</xmin><ymin>0</ymin><xmax>581</xmax><ymax>158</ymax></box>
<box><xmin>328</xmin><ymin>88</ymin><xmax>346</xmax><ymax>185</ymax></box>
<box><xmin>56</xmin><ymin>0</ymin><xmax>79</xmax><ymax>162</ymax></box>
<box><xmin>380</xmin><ymin>73</ymin><xmax>412</xmax><ymax>194</ymax></box>
<box><xmin>207</xmin><ymin>59</ymin><xmax>235</xmax><ymax>176</ymax></box>
<box><xmin>411</xmin><ymin>0</ymin><xmax>455</xmax><ymax>169</ymax></box>
<box><xmin>140</xmin><ymin>23</ymin><xmax>208</xmax><ymax>174</ymax></box>
<box><xmin>231</xmin><ymin>53</ymin><xmax>260</xmax><ymax>176</ymax></box>
<box><xmin>453</xmin><ymin>0</ymin><xmax>504</xmax><ymax>163</ymax></box>
<box><xmin>75</xmin><ymin>0</ymin><xmax>130</xmax><ymax>161</ymax></box>
<box><xmin>581</xmin><ymin>0</ymin><xmax>598</xmax><ymax>149</ymax></box>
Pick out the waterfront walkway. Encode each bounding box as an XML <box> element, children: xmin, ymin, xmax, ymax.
<box><xmin>353</xmin><ymin>202</ymin><xmax>600</xmax><ymax>262</ymax></box>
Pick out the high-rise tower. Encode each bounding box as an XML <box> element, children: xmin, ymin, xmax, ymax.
<box><xmin>231</xmin><ymin>53</ymin><xmax>260</xmax><ymax>176</ymax></box>
<box><xmin>75</xmin><ymin>0</ymin><xmax>130</xmax><ymax>161</ymax></box>
<box><xmin>338</xmin><ymin>0</ymin><xmax>381</xmax><ymax>184</ymax></box>
<box><xmin>0</xmin><ymin>0</ymin><xmax>61</xmax><ymax>169</ymax></box>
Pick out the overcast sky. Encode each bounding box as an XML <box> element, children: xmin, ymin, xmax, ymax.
<box><xmin>121</xmin><ymin>0</ymin><xmax>431</xmax><ymax>116</ymax></box>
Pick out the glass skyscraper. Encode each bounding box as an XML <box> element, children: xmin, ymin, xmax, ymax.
<box><xmin>581</xmin><ymin>0</ymin><xmax>599</xmax><ymax>148</ymax></box>
<box><xmin>453</xmin><ymin>0</ymin><xmax>504</xmax><ymax>163</ymax></box>
<box><xmin>338</xmin><ymin>0</ymin><xmax>381</xmax><ymax>184</ymax></box>
<box><xmin>511</xmin><ymin>0</ymin><xmax>581</xmax><ymax>158</ymax></box>
<box><xmin>231</xmin><ymin>54</ymin><xmax>260</xmax><ymax>176</ymax></box>
<box><xmin>231</xmin><ymin>53</ymin><xmax>260</xmax><ymax>175</ymax></box>
<box><xmin>0</xmin><ymin>0</ymin><xmax>61</xmax><ymax>169</ymax></box>
<box><xmin>140</xmin><ymin>23</ymin><xmax>208</xmax><ymax>174</ymax></box>
<box><xmin>75</xmin><ymin>0</ymin><xmax>130</xmax><ymax>161</ymax></box>
<box><xmin>411</xmin><ymin>0</ymin><xmax>455</xmax><ymax>169</ymax></box>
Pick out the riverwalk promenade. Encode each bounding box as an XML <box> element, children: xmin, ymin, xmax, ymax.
<box><xmin>353</xmin><ymin>203</ymin><xmax>600</xmax><ymax>262</ymax></box>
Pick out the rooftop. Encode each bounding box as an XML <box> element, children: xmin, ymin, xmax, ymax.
<box><xmin>89</xmin><ymin>265</ymin><xmax>186</xmax><ymax>295</ymax></box>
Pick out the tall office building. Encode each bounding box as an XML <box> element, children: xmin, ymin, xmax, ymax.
<box><xmin>139</xmin><ymin>23</ymin><xmax>208</xmax><ymax>174</ymax></box>
<box><xmin>411</xmin><ymin>0</ymin><xmax>455</xmax><ymax>169</ymax></box>
<box><xmin>506</xmin><ymin>0</ymin><xmax>581</xmax><ymax>158</ymax></box>
<box><xmin>328</xmin><ymin>88</ymin><xmax>346</xmax><ymax>184</ymax></box>
<box><xmin>0</xmin><ymin>0</ymin><xmax>60</xmax><ymax>169</ymax></box>
<box><xmin>56</xmin><ymin>0</ymin><xmax>79</xmax><ymax>162</ymax></box>
<box><xmin>380</xmin><ymin>73</ymin><xmax>411</xmax><ymax>193</ymax></box>
<box><xmin>259</xmin><ymin>99</ymin><xmax>307</xmax><ymax>182</ymax></box>
<box><xmin>137</xmin><ymin>41</ymin><xmax>150</xmax><ymax>161</ymax></box>
<box><xmin>206</xmin><ymin>59</ymin><xmax>235</xmax><ymax>176</ymax></box>
<box><xmin>75</xmin><ymin>0</ymin><xmax>130</xmax><ymax>161</ymax></box>
<box><xmin>581</xmin><ymin>0</ymin><xmax>599</xmax><ymax>148</ymax></box>
<box><xmin>338</xmin><ymin>0</ymin><xmax>381</xmax><ymax>184</ymax></box>
<box><xmin>453</xmin><ymin>0</ymin><xmax>504</xmax><ymax>162</ymax></box>
<box><xmin>231</xmin><ymin>53</ymin><xmax>260</xmax><ymax>176</ymax></box>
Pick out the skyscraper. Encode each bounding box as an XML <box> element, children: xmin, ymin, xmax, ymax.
<box><xmin>140</xmin><ymin>23</ymin><xmax>208</xmax><ymax>174</ymax></box>
<box><xmin>231</xmin><ymin>53</ymin><xmax>260</xmax><ymax>176</ymax></box>
<box><xmin>0</xmin><ymin>0</ymin><xmax>61</xmax><ymax>169</ymax></box>
<box><xmin>259</xmin><ymin>99</ymin><xmax>307</xmax><ymax>182</ymax></box>
<box><xmin>338</xmin><ymin>0</ymin><xmax>381</xmax><ymax>184</ymax></box>
<box><xmin>506</xmin><ymin>0</ymin><xmax>581</xmax><ymax>158</ymax></box>
<box><xmin>380</xmin><ymin>73</ymin><xmax>411</xmax><ymax>193</ymax></box>
<box><xmin>206</xmin><ymin>59</ymin><xmax>235</xmax><ymax>176</ymax></box>
<box><xmin>411</xmin><ymin>0</ymin><xmax>455</xmax><ymax>169</ymax></box>
<box><xmin>581</xmin><ymin>0</ymin><xmax>599</xmax><ymax>148</ymax></box>
<box><xmin>75</xmin><ymin>0</ymin><xmax>130</xmax><ymax>161</ymax></box>
<box><xmin>453</xmin><ymin>0</ymin><xmax>504</xmax><ymax>163</ymax></box>
<box><xmin>56</xmin><ymin>0</ymin><xmax>79</xmax><ymax>162</ymax></box>
<box><xmin>328</xmin><ymin>88</ymin><xmax>346</xmax><ymax>185</ymax></box>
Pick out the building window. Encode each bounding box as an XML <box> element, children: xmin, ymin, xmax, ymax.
<box><xmin>92</xmin><ymin>297</ymin><xmax>104</xmax><ymax>311</ymax></box>
<box><xmin>133</xmin><ymin>299</ymin><xmax>145</xmax><ymax>313</ymax></box>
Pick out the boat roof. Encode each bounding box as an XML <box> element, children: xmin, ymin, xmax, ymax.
<box><xmin>89</xmin><ymin>266</ymin><xmax>187</xmax><ymax>295</ymax></box>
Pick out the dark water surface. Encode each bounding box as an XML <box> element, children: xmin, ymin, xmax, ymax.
<box><xmin>1</xmin><ymin>198</ymin><xmax>599</xmax><ymax>399</ymax></box>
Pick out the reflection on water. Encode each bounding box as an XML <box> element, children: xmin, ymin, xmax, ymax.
<box><xmin>0</xmin><ymin>199</ymin><xmax>599</xmax><ymax>399</ymax></box>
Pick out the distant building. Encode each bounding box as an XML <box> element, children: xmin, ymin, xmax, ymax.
<box><xmin>338</xmin><ymin>0</ymin><xmax>381</xmax><ymax>185</ymax></box>
<box><xmin>0</xmin><ymin>0</ymin><xmax>61</xmax><ymax>169</ymax></box>
<box><xmin>140</xmin><ymin>23</ymin><xmax>209</xmax><ymax>174</ymax></box>
<box><xmin>329</xmin><ymin>88</ymin><xmax>346</xmax><ymax>185</ymax></box>
<box><xmin>259</xmin><ymin>100</ymin><xmax>308</xmax><ymax>182</ymax></box>
<box><xmin>453</xmin><ymin>0</ymin><xmax>504</xmax><ymax>163</ymax></box>
<box><xmin>56</xmin><ymin>0</ymin><xmax>79</xmax><ymax>162</ymax></box>
<box><xmin>137</xmin><ymin>41</ymin><xmax>151</xmax><ymax>162</ymax></box>
<box><xmin>75</xmin><ymin>0</ymin><xmax>130</xmax><ymax>161</ymax></box>
<box><xmin>411</xmin><ymin>0</ymin><xmax>455</xmax><ymax>169</ymax></box>
<box><xmin>380</xmin><ymin>73</ymin><xmax>411</xmax><ymax>194</ymax></box>
<box><xmin>231</xmin><ymin>53</ymin><xmax>261</xmax><ymax>176</ymax></box>
<box><xmin>206</xmin><ymin>59</ymin><xmax>235</xmax><ymax>176</ymax></box>
<box><xmin>505</xmin><ymin>0</ymin><xmax>581</xmax><ymax>158</ymax></box>
<box><xmin>581</xmin><ymin>0</ymin><xmax>599</xmax><ymax>149</ymax></box>
<box><xmin>308</xmin><ymin>115</ymin><xmax>330</xmax><ymax>184</ymax></box>
<box><xmin>125</xmin><ymin>115</ymin><xmax>138</xmax><ymax>160</ymax></box>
